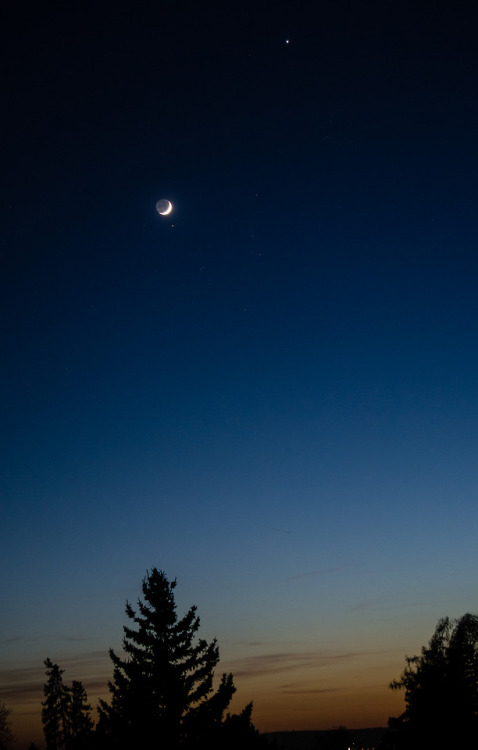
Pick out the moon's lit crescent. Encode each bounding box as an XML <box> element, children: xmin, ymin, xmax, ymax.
<box><xmin>156</xmin><ymin>199</ymin><xmax>173</xmax><ymax>216</ymax></box>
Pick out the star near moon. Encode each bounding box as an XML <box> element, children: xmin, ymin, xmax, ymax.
<box><xmin>156</xmin><ymin>199</ymin><xmax>173</xmax><ymax>216</ymax></box>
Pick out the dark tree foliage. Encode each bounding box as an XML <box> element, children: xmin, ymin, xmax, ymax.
<box><xmin>69</xmin><ymin>681</ymin><xmax>94</xmax><ymax>750</ymax></box>
<box><xmin>0</xmin><ymin>704</ymin><xmax>14</xmax><ymax>750</ymax></box>
<box><xmin>42</xmin><ymin>660</ymin><xmax>71</xmax><ymax>750</ymax></box>
<box><xmin>97</xmin><ymin>568</ymin><xmax>258</xmax><ymax>750</ymax></box>
<box><xmin>218</xmin><ymin>702</ymin><xmax>266</xmax><ymax>749</ymax></box>
<box><xmin>384</xmin><ymin>613</ymin><xmax>478</xmax><ymax>749</ymax></box>
<box><xmin>42</xmin><ymin>660</ymin><xmax>93</xmax><ymax>750</ymax></box>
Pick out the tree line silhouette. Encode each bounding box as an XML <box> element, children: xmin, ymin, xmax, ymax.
<box><xmin>2</xmin><ymin>569</ymin><xmax>477</xmax><ymax>750</ymax></box>
<box><xmin>41</xmin><ymin>569</ymin><xmax>264</xmax><ymax>750</ymax></box>
<box><xmin>381</xmin><ymin>612</ymin><xmax>478</xmax><ymax>749</ymax></box>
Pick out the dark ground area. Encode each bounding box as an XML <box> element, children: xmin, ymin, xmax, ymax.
<box><xmin>265</xmin><ymin>727</ymin><xmax>387</xmax><ymax>749</ymax></box>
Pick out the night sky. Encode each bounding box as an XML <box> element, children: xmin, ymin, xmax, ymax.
<box><xmin>2</xmin><ymin>0</ymin><xmax>478</xmax><ymax>745</ymax></box>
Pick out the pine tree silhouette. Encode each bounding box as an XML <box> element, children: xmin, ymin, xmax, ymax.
<box><xmin>69</xmin><ymin>681</ymin><xmax>93</xmax><ymax>750</ymax></box>
<box><xmin>98</xmin><ymin>568</ymin><xmax>242</xmax><ymax>749</ymax></box>
<box><xmin>42</xmin><ymin>660</ymin><xmax>71</xmax><ymax>750</ymax></box>
<box><xmin>42</xmin><ymin>661</ymin><xmax>93</xmax><ymax>750</ymax></box>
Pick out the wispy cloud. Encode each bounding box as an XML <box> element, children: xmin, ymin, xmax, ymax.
<box><xmin>1</xmin><ymin>632</ymin><xmax>102</xmax><ymax>646</ymax></box>
<box><xmin>0</xmin><ymin>652</ymin><xmax>111</xmax><ymax>705</ymax></box>
<box><xmin>224</xmin><ymin>649</ymin><xmax>365</xmax><ymax>679</ymax></box>
<box><xmin>54</xmin><ymin>650</ymin><xmax>109</xmax><ymax>665</ymax></box>
<box><xmin>0</xmin><ymin>664</ymin><xmax>46</xmax><ymax>703</ymax></box>
<box><xmin>351</xmin><ymin>599</ymin><xmax>384</xmax><ymax>612</ymax></box>
<box><xmin>268</xmin><ymin>527</ymin><xmax>292</xmax><ymax>535</ymax></box>
<box><xmin>285</xmin><ymin>566</ymin><xmax>348</xmax><ymax>582</ymax></box>
<box><xmin>64</xmin><ymin>635</ymin><xmax>96</xmax><ymax>643</ymax></box>
<box><xmin>279</xmin><ymin>684</ymin><xmax>341</xmax><ymax>695</ymax></box>
<box><xmin>350</xmin><ymin>600</ymin><xmax>424</xmax><ymax>612</ymax></box>
<box><xmin>0</xmin><ymin>636</ymin><xmax>24</xmax><ymax>645</ymax></box>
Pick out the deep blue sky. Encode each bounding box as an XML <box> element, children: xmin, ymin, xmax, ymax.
<box><xmin>2</xmin><ymin>0</ymin><xmax>478</xmax><ymax>744</ymax></box>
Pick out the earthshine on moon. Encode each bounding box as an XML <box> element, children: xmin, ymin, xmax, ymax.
<box><xmin>156</xmin><ymin>199</ymin><xmax>173</xmax><ymax>216</ymax></box>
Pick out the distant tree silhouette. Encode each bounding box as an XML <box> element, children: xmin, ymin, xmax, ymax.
<box><xmin>318</xmin><ymin>726</ymin><xmax>354</xmax><ymax>750</ymax></box>
<box><xmin>0</xmin><ymin>704</ymin><xmax>14</xmax><ymax>750</ymax></box>
<box><xmin>98</xmin><ymin>568</ymin><xmax>258</xmax><ymax>749</ymax></box>
<box><xmin>69</xmin><ymin>681</ymin><xmax>94</xmax><ymax>749</ymax></box>
<box><xmin>42</xmin><ymin>660</ymin><xmax>93</xmax><ymax>750</ymax></box>
<box><xmin>42</xmin><ymin>660</ymin><xmax>71</xmax><ymax>750</ymax></box>
<box><xmin>384</xmin><ymin>612</ymin><xmax>478</xmax><ymax>749</ymax></box>
<box><xmin>218</xmin><ymin>702</ymin><xmax>266</xmax><ymax>749</ymax></box>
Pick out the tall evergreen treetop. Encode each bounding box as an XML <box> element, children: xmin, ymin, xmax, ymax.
<box><xmin>98</xmin><ymin>568</ymin><xmax>239</xmax><ymax>749</ymax></box>
<box><xmin>41</xmin><ymin>660</ymin><xmax>93</xmax><ymax>750</ymax></box>
<box><xmin>69</xmin><ymin>681</ymin><xmax>93</xmax><ymax>749</ymax></box>
<box><xmin>42</xmin><ymin>660</ymin><xmax>71</xmax><ymax>750</ymax></box>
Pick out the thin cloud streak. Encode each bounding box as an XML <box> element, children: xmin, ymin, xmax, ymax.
<box><xmin>0</xmin><ymin>651</ymin><xmax>111</xmax><ymax>704</ymax></box>
<box><xmin>350</xmin><ymin>600</ymin><xmax>425</xmax><ymax>612</ymax></box>
<box><xmin>268</xmin><ymin>527</ymin><xmax>292</xmax><ymax>535</ymax></box>
<box><xmin>224</xmin><ymin>648</ymin><xmax>392</xmax><ymax>679</ymax></box>
<box><xmin>0</xmin><ymin>636</ymin><xmax>24</xmax><ymax>645</ymax></box>
<box><xmin>279</xmin><ymin>686</ymin><xmax>341</xmax><ymax>695</ymax></box>
<box><xmin>0</xmin><ymin>633</ymin><xmax>102</xmax><ymax>646</ymax></box>
<box><xmin>285</xmin><ymin>566</ymin><xmax>348</xmax><ymax>582</ymax></box>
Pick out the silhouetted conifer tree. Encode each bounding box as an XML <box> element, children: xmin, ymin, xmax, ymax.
<box><xmin>219</xmin><ymin>702</ymin><xmax>266</xmax><ymax>749</ymax></box>
<box><xmin>97</xmin><ymin>568</ymin><xmax>253</xmax><ymax>750</ymax></box>
<box><xmin>69</xmin><ymin>681</ymin><xmax>94</xmax><ymax>749</ymax></box>
<box><xmin>42</xmin><ymin>660</ymin><xmax>71</xmax><ymax>750</ymax></box>
<box><xmin>42</xmin><ymin>660</ymin><xmax>93</xmax><ymax>750</ymax></box>
<box><xmin>0</xmin><ymin>704</ymin><xmax>14</xmax><ymax>750</ymax></box>
<box><xmin>385</xmin><ymin>612</ymin><xmax>478</xmax><ymax>749</ymax></box>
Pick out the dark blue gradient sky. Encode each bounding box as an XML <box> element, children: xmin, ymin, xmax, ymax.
<box><xmin>2</xmin><ymin>0</ymin><xmax>478</xmax><ymax>744</ymax></box>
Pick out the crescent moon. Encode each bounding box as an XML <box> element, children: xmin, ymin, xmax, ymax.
<box><xmin>156</xmin><ymin>199</ymin><xmax>173</xmax><ymax>216</ymax></box>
